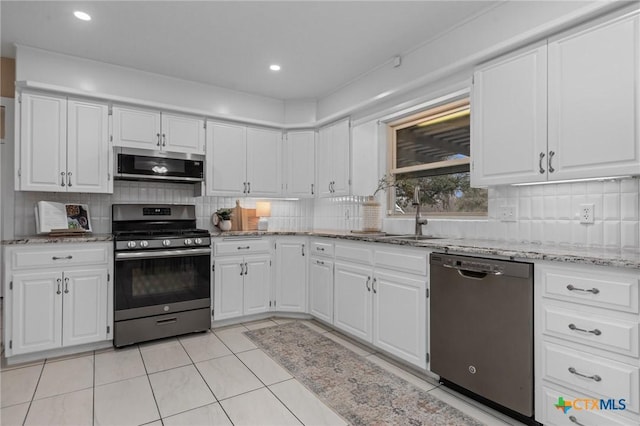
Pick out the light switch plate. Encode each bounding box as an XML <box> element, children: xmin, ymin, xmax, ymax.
<box><xmin>499</xmin><ymin>205</ymin><xmax>516</xmax><ymax>222</ymax></box>
<box><xmin>579</xmin><ymin>204</ymin><xmax>595</xmax><ymax>224</ymax></box>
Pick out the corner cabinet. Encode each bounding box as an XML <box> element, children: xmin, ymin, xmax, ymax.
<box><xmin>206</xmin><ymin>122</ymin><xmax>281</xmax><ymax>197</ymax></box>
<box><xmin>112</xmin><ymin>106</ymin><xmax>205</xmax><ymax>155</ymax></box>
<box><xmin>317</xmin><ymin>119</ymin><xmax>350</xmax><ymax>197</ymax></box>
<box><xmin>471</xmin><ymin>10</ymin><xmax>640</xmax><ymax>186</ymax></box>
<box><xmin>3</xmin><ymin>242</ymin><xmax>113</xmax><ymax>358</ymax></box>
<box><xmin>284</xmin><ymin>131</ymin><xmax>316</xmax><ymax>197</ymax></box>
<box><xmin>17</xmin><ymin>93</ymin><xmax>112</xmax><ymax>193</ymax></box>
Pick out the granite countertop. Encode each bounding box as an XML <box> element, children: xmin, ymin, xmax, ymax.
<box><xmin>2</xmin><ymin>233</ymin><xmax>114</xmax><ymax>245</ymax></box>
<box><xmin>211</xmin><ymin>230</ymin><xmax>640</xmax><ymax>270</ymax></box>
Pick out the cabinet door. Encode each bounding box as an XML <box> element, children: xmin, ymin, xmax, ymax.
<box><xmin>67</xmin><ymin>100</ymin><xmax>111</xmax><ymax>193</ymax></box>
<box><xmin>112</xmin><ymin>106</ymin><xmax>161</xmax><ymax>149</ymax></box>
<box><xmin>372</xmin><ymin>269</ymin><xmax>427</xmax><ymax>369</ymax></box>
<box><xmin>213</xmin><ymin>257</ymin><xmax>244</xmax><ymax>320</ymax></box>
<box><xmin>317</xmin><ymin>126</ymin><xmax>333</xmax><ymax>197</ymax></box>
<box><xmin>275</xmin><ymin>241</ymin><xmax>307</xmax><ymax>313</ymax></box>
<box><xmin>10</xmin><ymin>271</ymin><xmax>62</xmax><ymax>355</ymax></box>
<box><xmin>334</xmin><ymin>262</ymin><xmax>372</xmax><ymax>342</ymax></box>
<box><xmin>286</xmin><ymin>131</ymin><xmax>316</xmax><ymax>197</ymax></box>
<box><xmin>471</xmin><ymin>44</ymin><xmax>548</xmax><ymax>186</ymax></box>
<box><xmin>18</xmin><ymin>93</ymin><xmax>67</xmax><ymax>191</ymax></box>
<box><xmin>243</xmin><ymin>255</ymin><xmax>271</xmax><ymax>315</ymax></box>
<box><xmin>62</xmin><ymin>268</ymin><xmax>108</xmax><ymax>347</ymax></box>
<box><xmin>330</xmin><ymin>119</ymin><xmax>351</xmax><ymax>196</ymax></box>
<box><xmin>548</xmin><ymin>13</ymin><xmax>640</xmax><ymax>180</ymax></box>
<box><xmin>161</xmin><ymin>113</ymin><xmax>205</xmax><ymax>155</ymax></box>
<box><xmin>309</xmin><ymin>257</ymin><xmax>333</xmax><ymax>324</ymax></box>
<box><xmin>246</xmin><ymin>128</ymin><xmax>281</xmax><ymax>196</ymax></box>
<box><xmin>206</xmin><ymin>122</ymin><xmax>247</xmax><ymax>195</ymax></box>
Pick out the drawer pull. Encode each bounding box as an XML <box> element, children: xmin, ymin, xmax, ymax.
<box><xmin>316</xmin><ymin>259</ymin><xmax>325</xmax><ymax>265</ymax></box>
<box><xmin>566</xmin><ymin>284</ymin><xmax>600</xmax><ymax>295</ymax></box>
<box><xmin>316</xmin><ymin>247</ymin><xmax>325</xmax><ymax>251</ymax></box>
<box><xmin>568</xmin><ymin>416</ymin><xmax>585</xmax><ymax>426</ymax></box>
<box><xmin>52</xmin><ymin>255</ymin><xmax>73</xmax><ymax>260</ymax></box>
<box><xmin>568</xmin><ymin>367</ymin><xmax>601</xmax><ymax>382</ymax></box>
<box><xmin>156</xmin><ymin>317</ymin><xmax>177</xmax><ymax>325</ymax></box>
<box><xmin>568</xmin><ymin>323</ymin><xmax>602</xmax><ymax>336</ymax></box>
<box><xmin>237</xmin><ymin>246</ymin><xmax>250</xmax><ymax>250</ymax></box>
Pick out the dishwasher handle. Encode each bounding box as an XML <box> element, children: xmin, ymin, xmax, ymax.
<box><xmin>442</xmin><ymin>262</ymin><xmax>503</xmax><ymax>279</ymax></box>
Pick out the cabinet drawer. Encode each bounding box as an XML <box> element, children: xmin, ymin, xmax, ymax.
<box><xmin>541</xmin><ymin>386</ymin><xmax>635</xmax><ymax>426</ymax></box>
<box><xmin>214</xmin><ymin>239</ymin><xmax>270</xmax><ymax>256</ymax></box>
<box><xmin>335</xmin><ymin>243</ymin><xmax>373</xmax><ymax>265</ymax></box>
<box><xmin>10</xmin><ymin>245</ymin><xmax>110</xmax><ymax>270</ymax></box>
<box><xmin>311</xmin><ymin>241</ymin><xmax>334</xmax><ymax>257</ymax></box>
<box><xmin>543</xmin><ymin>305</ymin><xmax>639</xmax><ymax>357</ymax></box>
<box><xmin>542</xmin><ymin>342</ymin><xmax>639</xmax><ymax>413</ymax></box>
<box><xmin>540</xmin><ymin>265</ymin><xmax>639</xmax><ymax>313</ymax></box>
<box><xmin>374</xmin><ymin>247</ymin><xmax>427</xmax><ymax>276</ymax></box>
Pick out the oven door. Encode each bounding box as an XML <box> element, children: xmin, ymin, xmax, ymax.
<box><xmin>114</xmin><ymin>248</ymin><xmax>211</xmax><ymax>321</ymax></box>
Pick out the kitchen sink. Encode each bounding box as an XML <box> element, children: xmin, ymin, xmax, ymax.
<box><xmin>378</xmin><ymin>234</ymin><xmax>444</xmax><ymax>241</ymax></box>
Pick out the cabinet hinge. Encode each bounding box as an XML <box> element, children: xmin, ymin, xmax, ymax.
<box><xmin>274</xmin><ymin>300</ymin><xmax>276</xmax><ymax>307</ymax></box>
<box><xmin>9</xmin><ymin>281</ymin><xmax>13</xmax><ymax>290</ymax></box>
<box><xmin>269</xmin><ymin>260</ymin><xmax>272</xmax><ymax>267</ymax></box>
<box><xmin>269</xmin><ymin>301</ymin><xmax>272</xmax><ymax>307</ymax></box>
<box><xmin>107</xmin><ymin>326</ymin><xmax>110</xmax><ymax>334</ymax></box>
<box><xmin>212</xmin><ymin>263</ymin><xmax>215</xmax><ymax>272</ymax></box>
<box><xmin>107</xmin><ymin>273</ymin><xmax>110</xmax><ymax>282</ymax></box>
<box><xmin>9</xmin><ymin>340</ymin><xmax>12</xmax><ymax>349</ymax></box>
<box><xmin>426</xmin><ymin>353</ymin><xmax>430</xmax><ymax>363</ymax></box>
<box><xmin>348</xmin><ymin>179</ymin><xmax>352</xmax><ymax>185</ymax></box>
<box><xmin>17</xmin><ymin>169</ymin><xmax>21</xmax><ymax>178</ymax></box>
<box><xmin>107</xmin><ymin>172</ymin><xmax>111</xmax><ymax>181</ymax></box>
<box><xmin>18</xmin><ymin>94</ymin><xmax>21</xmax><ymax>103</ymax></box>
<box><xmin>426</xmin><ymin>288</ymin><xmax>429</xmax><ymax>298</ymax></box>
<box><xmin>212</xmin><ymin>308</ymin><xmax>215</xmax><ymax>316</ymax></box>
<box><xmin>109</xmin><ymin>135</ymin><xmax>113</xmax><ymax>143</ymax></box>
<box><xmin>274</xmin><ymin>243</ymin><xmax>277</xmax><ymax>249</ymax></box>
<box><xmin>203</xmin><ymin>121</ymin><xmax>207</xmax><ymax>129</ymax></box>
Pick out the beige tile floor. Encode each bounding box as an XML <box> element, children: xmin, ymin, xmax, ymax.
<box><xmin>0</xmin><ymin>318</ymin><xmax>522</xmax><ymax>425</ymax></box>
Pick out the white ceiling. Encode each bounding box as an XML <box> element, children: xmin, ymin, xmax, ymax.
<box><xmin>0</xmin><ymin>1</ymin><xmax>498</xmax><ymax>100</ymax></box>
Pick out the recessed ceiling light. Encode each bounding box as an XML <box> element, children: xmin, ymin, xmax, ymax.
<box><xmin>269</xmin><ymin>64</ymin><xmax>281</xmax><ymax>71</ymax></box>
<box><xmin>73</xmin><ymin>11</ymin><xmax>92</xmax><ymax>21</ymax></box>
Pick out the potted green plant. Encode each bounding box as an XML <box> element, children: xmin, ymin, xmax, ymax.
<box><xmin>213</xmin><ymin>208</ymin><xmax>233</xmax><ymax>231</ymax></box>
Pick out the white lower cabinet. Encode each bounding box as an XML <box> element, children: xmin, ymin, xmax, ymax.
<box><xmin>274</xmin><ymin>239</ymin><xmax>307</xmax><ymax>313</ymax></box>
<box><xmin>213</xmin><ymin>239</ymin><xmax>272</xmax><ymax>321</ymax></box>
<box><xmin>332</xmin><ymin>242</ymin><xmax>428</xmax><ymax>369</ymax></box>
<box><xmin>309</xmin><ymin>256</ymin><xmax>333</xmax><ymax>323</ymax></box>
<box><xmin>4</xmin><ymin>243</ymin><xmax>113</xmax><ymax>358</ymax></box>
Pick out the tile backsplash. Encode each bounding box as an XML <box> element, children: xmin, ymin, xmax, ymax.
<box><xmin>7</xmin><ymin>177</ymin><xmax>640</xmax><ymax>250</ymax></box>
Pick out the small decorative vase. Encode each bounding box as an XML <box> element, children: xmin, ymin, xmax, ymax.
<box><xmin>219</xmin><ymin>220</ymin><xmax>232</xmax><ymax>231</ymax></box>
<box><xmin>362</xmin><ymin>196</ymin><xmax>382</xmax><ymax>232</ymax></box>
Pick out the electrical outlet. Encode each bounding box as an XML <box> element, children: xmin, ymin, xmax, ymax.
<box><xmin>579</xmin><ymin>204</ymin><xmax>595</xmax><ymax>224</ymax></box>
<box><xmin>499</xmin><ymin>205</ymin><xmax>516</xmax><ymax>222</ymax></box>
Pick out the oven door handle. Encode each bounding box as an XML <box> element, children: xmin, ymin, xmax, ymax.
<box><xmin>115</xmin><ymin>248</ymin><xmax>211</xmax><ymax>260</ymax></box>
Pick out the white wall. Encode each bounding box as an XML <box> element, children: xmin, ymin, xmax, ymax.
<box><xmin>16</xmin><ymin>46</ymin><xmax>287</xmax><ymax>126</ymax></box>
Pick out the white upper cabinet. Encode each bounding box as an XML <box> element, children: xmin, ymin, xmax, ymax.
<box><xmin>472</xmin><ymin>10</ymin><xmax>640</xmax><ymax>186</ymax></box>
<box><xmin>471</xmin><ymin>44</ymin><xmax>548</xmax><ymax>186</ymax></box>
<box><xmin>17</xmin><ymin>93</ymin><xmax>111</xmax><ymax>193</ymax></box>
<box><xmin>112</xmin><ymin>106</ymin><xmax>205</xmax><ymax>155</ymax></box>
<box><xmin>284</xmin><ymin>131</ymin><xmax>316</xmax><ymax>197</ymax></box>
<box><xmin>206</xmin><ymin>121</ymin><xmax>281</xmax><ymax>196</ymax></box>
<box><xmin>317</xmin><ymin>119</ymin><xmax>350</xmax><ymax>197</ymax></box>
<box><xmin>547</xmin><ymin>12</ymin><xmax>640</xmax><ymax>180</ymax></box>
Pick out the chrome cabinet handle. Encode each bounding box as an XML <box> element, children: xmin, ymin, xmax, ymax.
<box><xmin>247</xmin><ymin>182</ymin><xmax>251</xmax><ymax>194</ymax></box>
<box><xmin>372</xmin><ymin>278</ymin><xmax>377</xmax><ymax>294</ymax></box>
<box><xmin>316</xmin><ymin>259</ymin><xmax>325</xmax><ymax>265</ymax></box>
<box><xmin>60</xmin><ymin>171</ymin><xmax>66</xmax><ymax>187</ymax></box>
<box><xmin>328</xmin><ymin>182</ymin><xmax>332</xmax><ymax>193</ymax></box>
<box><xmin>317</xmin><ymin>247</ymin><xmax>325</xmax><ymax>251</ymax></box>
<box><xmin>539</xmin><ymin>152</ymin><xmax>546</xmax><ymax>174</ymax></box>
<box><xmin>567</xmin><ymin>284</ymin><xmax>599</xmax><ymax>295</ymax></box>
<box><xmin>237</xmin><ymin>246</ymin><xmax>250</xmax><ymax>250</ymax></box>
<box><xmin>548</xmin><ymin>150</ymin><xmax>555</xmax><ymax>173</ymax></box>
<box><xmin>301</xmin><ymin>245</ymin><xmax>305</xmax><ymax>257</ymax></box>
<box><xmin>568</xmin><ymin>323</ymin><xmax>602</xmax><ymax>336</ymax></box>
<box><xmin>56</xmin><ymin>278</ymin><xmax>62</xmax><ymax>295</ymax></box>
<box><xmin>568</xmin><ymin>367</ymin><xmax>601</xmax><ymax>382</ymax></box>
<box><xmin>240</xmin><ymin>263</ymin><xmax>244</xmax><ymax>276</ymax></box>
<box><xmin>568</xmin><ymin>415</ymin><xmax>585</xmax><ymax>426</ymax></box>
<box><xmin>156</xmin><ymin>133</ymin><xmax>161</xmax><ymax>146</ymax></box>
<box><xmin>365</xmin><ymin>276</ymin><xmax>371</xmax><ymax>292</ymax></box>
<box><xmin>67</xmin><ymin>172</ymin><xmax>72</xmax><ymax>187</ymax></box>
<box><xmin>244</xmin><ymin>262</ymin><xmax>248</xmax><ymax>275</ymax></box>
<box><xmin>64</xmin><ymin>277</ymin><xmax>69</xmax><ymax>294</ymax></box>
<box><xmin>243</xmin><ymin>182</ymin><xmax>247</xmax><ymax>194</ymax></box>
<box><xmin>162</xmin><ymin>133</ymin><xmax>166</xmax><ymax>147</ymax></box>
<box><xmin>52</xmin><ymin>255</ymin><xmax>73</xmax><ymax>260</ymax></box>
<box><xmin>311</xmin><ymin>183</ymin><xmax>314</xmax><ymax>195</ymax></box>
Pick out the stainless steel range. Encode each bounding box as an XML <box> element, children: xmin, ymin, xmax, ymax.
<box><xmin>112</xmin><ymin>204</ymin><xmax>211</xmax><ymax>347</ymax></box>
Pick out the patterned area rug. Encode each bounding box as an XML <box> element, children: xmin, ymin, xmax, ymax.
<box><xmin>244</xmin><ymin>322</ymin><xmax>484</xmax><ymax>426</ymax></box>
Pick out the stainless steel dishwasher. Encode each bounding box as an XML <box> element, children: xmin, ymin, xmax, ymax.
<box><xmin>430</xmin><ymin>253</ymin><xmax>535</xmax><ymax>423</ymax></box>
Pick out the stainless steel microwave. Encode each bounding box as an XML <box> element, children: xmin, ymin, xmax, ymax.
<box><xmin>114</xmin><ymin>148</ymin><xmax>204</xmax><ymax>183</ymax></box>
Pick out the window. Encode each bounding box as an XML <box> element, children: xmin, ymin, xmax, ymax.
<box><xmin>388</xmin><ymin>98</ymin><xmax>487</xmax><ymax>216</ymax></box>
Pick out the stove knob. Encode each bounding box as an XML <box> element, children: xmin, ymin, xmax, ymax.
<box><xmin>194</xmin><ymin>238</ymin><xmax>203</xmax><ymax>245</ymax></box>
<box><xmin>184</xmin><ymin>239</ymin><xmax>193</xmax><ymax>246</ymax></box>
<box><xmin>127</xmin><ymin>241</ymin><xmax>137</xmax><ymax>249</ymax></box>
<box><xmin>162</xmin><ymin>239</ymin><xmax>171</xmax><ymax>247</ymax></box>
<box><xmin>140</xmin><ymin>241</ymin><xmax>149</xmax><ymax>248</ymax></box>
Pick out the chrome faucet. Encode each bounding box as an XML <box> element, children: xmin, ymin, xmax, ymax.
<box><xmin>413</xmin><ymin>186</ymin><xmax>428</xmax><ymax>236</ymax></box>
